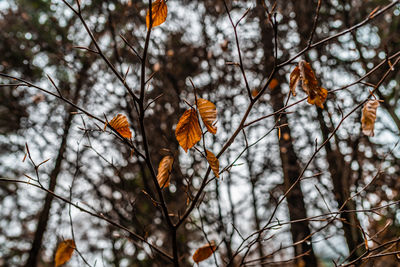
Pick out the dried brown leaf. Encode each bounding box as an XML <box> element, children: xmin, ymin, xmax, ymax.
<box><xmin>107</xmin><ymin>114</ymin><xmax>132</xmax><ymax>139</ymax></box>
<box><xmin>197</xmin><ymin>98</ymin><xmax>217</xmax><ymax>135</ymax></box>
<box><xmin>251</xmin><ymin>89</ymin><xmax>259</xmax><ymax>98</ymax></box>
<box><xmin>269</xmin><ymin>78</ymin><xmax>279</xmax><ymax>90</ymax></box>
<box><xmin>54</xmin><ymin>239</ymin><xmax>75</xmax><ymax>267</ymax></box>
<box><xmin>289</xmin><ymin>66</ymin><xmax>300</xmax><ymax>96</ymax></box>
<box><xmin>175</xmin><ymin>109</ymin><xmax>202</xmax><ymax>152</ymax></box>
<box><xmin>192</xmin><ymin>241</ymin><xmax>216</xmax><ymax>263</ymax></box>
<box><xmin>146</xmin><ymin>0</ymin><xmax>168</xmax><ymax>29</ymax></box>
<box><xmin>157</xmin><ymin>155</ymin><xmax>174</xmax><ymax>188</ymax></box>
<box><xmin>299</xmin><ymin>60</ymin><xmax>327</xmax><ymax>108</ymax></box>
<box><xmin>308</xmin><ymin>86</ymin><xmax>328</xmax><ymax>109</ymax></box>
<box><xmin>361</xmin><ymin>100</ymin><xmax>380</xmax><ymax>136</ymax></box>
<box><xmin>206</xmin><ymin>150</ymin><xmax>219</xmax><ymax>178</ymax></box>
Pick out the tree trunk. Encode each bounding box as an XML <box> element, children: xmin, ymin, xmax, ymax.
<box><xmin>247</xmin><ymin>151</ymin><xmax>265</xmax><ymax>261</ymax></box>
<box><xmin>24</xmin><ymin>107</ymin><xmax>75</xmax><ymax>267</ymax></box>
<box><xmin>24</xmin><ymin>61</ymin><xmax>91</xmax><ymax>267</ymax></box>
<box><xmin>317</xmin><ymin>109</ymin><xmax>365</xmax><ymax>259</ymax></box>
<box><xmin>271</xmin><ymin>85</ymin><xmax>318</xmax><ymax>267</ymax></box>
<box><xmin>289</xmin><ymin>0</ymin><xmax>366</xmax><ymax>258</ymax></box>
<box><xmin>256</xmin><ymin>1</ymin><xmax>318</xmax><ymax>265</ymax></box>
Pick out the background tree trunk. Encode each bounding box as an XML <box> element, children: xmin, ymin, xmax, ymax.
<box><xmin>257</xmin><ymin>1</ymin><xmax>318</xmax><ymax>265</ymax></box>
<box><xmin>25</xmin><ymin>59</ymin><xmax>92</xmax><ymax>267</ymax></box>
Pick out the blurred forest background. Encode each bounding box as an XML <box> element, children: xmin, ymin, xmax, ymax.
<box><xmin>0</xmin><ymin>0</ymin><xmax>399</xmax><ymax>266</ymax></box>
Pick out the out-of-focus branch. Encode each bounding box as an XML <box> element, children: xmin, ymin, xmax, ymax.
<box><xmin>0</xmin><ymin>178</ymin><xmax>173</xmax><ymax>262</ymax></box>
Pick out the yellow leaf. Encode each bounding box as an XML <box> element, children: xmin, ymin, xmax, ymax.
<box><xmin>192</xmin><ymin>241</ymin><xmax>216</xmax><ymax>263</ymax></box>
<box><xmin>54</xmin><ymin>239</ymin><xmax>75</xmax><ymax>267</ymax></box>
<box><xmin>146</xmin><ymin>0</ymin><xmax>168</xmax><ymax>29</ymax></box>
<box><xmin>206</xmin><ymin>150</ymin><xmax>219</xmax><ymax>178</ymax></box>
<box><xmin>157</xmin><ymin>155</ymin><xmax>174</xmax><ymax>188</ymax></box>
<box><xmin>175</xmin><ymin>108</ymin><xmax>202</xmax><ymax>152</ymax></box>
<box><xmin>299</xmin><ymin>60</ymin><xmax>327</xmax><ymax>108</ymax></box>
<box><xmin>197</xmin><ymin>98</ymin><xmax>217</xmax><ymax>135</ymax></box>
<box><xmin>289</xmin><ymin>66</ymin><xmax>300</xmax><ymax>96</ymax></box>
<box><xmin>107</xmin><ymin>114</ymin><xmax>132</xmax><ymax>139</ymax></box>
<box><xmin>361</xmin><ymin>100</ymin><xmax>380</xmax><ymax>137</ymax></box>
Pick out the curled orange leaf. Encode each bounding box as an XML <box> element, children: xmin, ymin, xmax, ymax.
<box><xmin>299</xmin><ymin>60</ymin><xmax>327</xmax><ymax>108</ymax></box>
<box><xmin>307</xmin><ymin>86</ymin><xmax>328</xmax><ymax>109</ymax></box>
<box><xmin>197</xmin><ymin>98</ymin><xmax>217</xmax><ymax>135</ymax></box>
<box><xmin>107</xmin><ymin>114</ymin><xmax>132</xmax><ymax>139</ymax></box>
<box><xmin>289</xmin><ymin>66</ymin><xmax>300</xmax><ymax>96</ymax></box>
<box><xmin>175</xmin><ymin>109</ymin><xmax>202</xmax><ymax>152</ymax></box>
<box><xmin>361</xmin><ymin>100</ymin><xmax>380</xmax><ymax>137</ymax></box>
<box><xmin>206</xmin><ymin>150</ymin><xmax>219</xmax><ymax>178</ymax></box>
<box><xmin>192</xmin><ymin>241</ymin><xmax>216</xmax><ymax>263</ymax></box>
<box><xmin>146</xmin><ymin>0</ymin><xmax>168</xmax><ymax>29</ymax></box>
<box><xmin>55</xmin><ymin>239</ymin><xmax>75</xmax><ymax>267</ymax></box>
<box><xmin>157</xmin><ymin>155</ymin><xmax>174</xmax><ymax>188</ymax></box>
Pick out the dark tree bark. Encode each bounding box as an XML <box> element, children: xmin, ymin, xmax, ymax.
<box><xmin>24</xmin><ymin>59</ymin><xmax>92</xmax><ymax>267</ymax></box>
<box><xmin>290</xmin><ymin>0</ymin><xmax>366</xmax><ymax>259</ymax></box>
<box><xmin>246</xmin><ymin>151</ymin><xmax>265</xmax><ymax>261</ymax></box>
<box><xmin>24</xmin><ymin>103</ymin><xmax>74</xmax><ymax>267</ymax></box>
<box><xmin>317</xmin><ymin>108</ymin><xmax>365</xmax><ymax>259</ymax></box>
<box><xmin>270</xmin><ymin>84</ymin><xmax>318</xmax><ymax>267</ymax></box>
<box><xmin>256</xmin><ymin>1</ymin><xmax>318</xmax><ymax>266</ymax></box>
